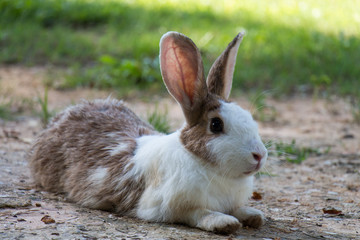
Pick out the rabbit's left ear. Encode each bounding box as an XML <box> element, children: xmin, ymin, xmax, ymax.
<box><xmin>206</xmin><ymin>32</ymin><xmax>244</xmax><ymax>99</ymax></box>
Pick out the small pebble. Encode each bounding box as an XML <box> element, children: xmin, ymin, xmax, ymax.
<box><xmin>41</xmin><ymin>215</ymin><xmax>55</xmax><ymax>224</ymax></box>
<box><xmin>342</xmin><ymin>134</ymin><xmax>354</xmax><ymax>139</ymax></box>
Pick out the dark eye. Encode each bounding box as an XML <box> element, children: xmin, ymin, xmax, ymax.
<box><xmin>210</xmin><ymin>117</ymin><xmax>224</xmax><ymax>134</ymax></box>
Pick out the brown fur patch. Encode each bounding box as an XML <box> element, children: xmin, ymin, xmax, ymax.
<box><xmin>180</xmin><ymin>94</ymin><xmax>222</xmax><ymax>165</ymax></box>
<box><xmin>29</xmin><ymin>99</ymin><xmax>158</xmax><ymax>215</ymax></box>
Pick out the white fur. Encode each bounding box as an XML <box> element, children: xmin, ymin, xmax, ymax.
<box><xmin>81</xmin><ymin>167</ymin><xmax>108</xmax><ymax>208</ymax></box>
<box><xmin>107</xmin><ymin>141</ymin><xmax>132</xmax><ymax>156</ymax></box>
<box><xmin>130</xmin><ymin>131</ymin><xmax>254</xmax><ymax>224</ymax></box>
<box><xmin>88</xmin><ymin>167</ymin><xmax>108</xmax><ymax>186</ymax></box>
<box><xmin>207</xmin><ymin>101</ymin><xmax>267</xmax><ymax>178</ymax></box>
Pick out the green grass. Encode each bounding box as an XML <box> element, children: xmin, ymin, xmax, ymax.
<box><xmin>0</xmin><ymin>98</ymin><xmax>36</xmax><ymax>120</ymax></box>
<box><xmin>351</xmin><ymin>99</ymin><xmax>360</xmax><ymax>124</ymax></box>
<box><xmin>37</xmin><ymin>86</ymin><xmax>52</xmax><ymax>126</ymax></box>
<box><xmin>1</xmin><ymin>0</ymin><xmax>359</xmax><ymax>98</ymax></box>
<box><xmin>0</xmin><ymin>102</ymin><xmax>13</xmax><ymax>120</ymax></box>
<box><xmin>268</xmin><ymin>139</ymin><xmax>330</xmax><ymax>164</ymax></box>
<box><xmin>61</xmin><ymin>56</ymin><xmax>162</xmax><ymax>95</ymax></box>
<box><xmin>147</xmin><ymin>106</ymin><xmax>171</xmax><ymax>134</ymax></box>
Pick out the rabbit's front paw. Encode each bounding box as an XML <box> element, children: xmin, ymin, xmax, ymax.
<box><xmin>241</xmin><ymin>212</ymin><xmax>264</xmax><ymax>228</ymax></box>
<box><xmin>233</xmin><ymin>206</ymin><xmax>265</xmax><ymax>228</ymax></box>
<box><xmin>195</xmin><ymin>211</ymin><xmax>240</xmax><ymax>234</ymax></box>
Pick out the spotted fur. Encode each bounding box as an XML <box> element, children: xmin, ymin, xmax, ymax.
<box><xmin>29</xmin><ymin>32</ymin><xmax>268</xmax><ymax>234</ymax></box>
<box><xmin>29</xmin><ymin>99</ymin><xmax>156</xmax><ymax>213</ymax></box>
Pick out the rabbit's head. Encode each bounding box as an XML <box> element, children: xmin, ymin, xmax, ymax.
<box><xmin>160</xmin><ymin>32</ymin><xmax>267</xmax><ymax>178</ymax></box>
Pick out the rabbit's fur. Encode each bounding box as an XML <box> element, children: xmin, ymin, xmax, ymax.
<box><xmin>29</xmin><ymin>32</ymin><xmax>267</xmax><ymax>234</ymax></box>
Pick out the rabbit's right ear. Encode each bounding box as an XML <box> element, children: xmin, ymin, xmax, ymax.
<box><xmin>160</xmin><ymin>32</ymin><xmax>208</xmax><ymax>125</ymax></box>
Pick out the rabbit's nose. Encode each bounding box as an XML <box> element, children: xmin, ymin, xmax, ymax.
<box><xmin>251</xmin><ymin>152</ymin><xmax>263</xmax><ymax>162</ymax></box>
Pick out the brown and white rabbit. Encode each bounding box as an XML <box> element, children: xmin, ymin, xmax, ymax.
<box><xmin>29</xmin><ymin>31</ymin><xmax>267</xmax><ymax>234</ymax></box>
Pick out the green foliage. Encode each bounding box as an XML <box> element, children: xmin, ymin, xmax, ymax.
<box><xmin>351</xmin><ymin>99</ymin><xmax>360</xmax><ymax>124</ymax></box>
<box><xmin>0</xmin><ymin>0</ymin><xmax>115</xmax><ymax>27</ymax></box>
<box><xmin>268</xmin><ymin>140</ymin><xmax>330</xmax><ymax>164</ymax></box>
<box><xmin>37</xmin><ymin>86</ymin><xmax>52</xmax><ymax>126</ymax></box>
<box><xmin>310</xmin><ymin>74</ymin><xmax>332</xmax><ymax>100</ymax></box>
<box><xmin>0</xmin><ymin>22</ymin><xmax>97</xmax><ymax>65</ymax></box>
<box><xmin>61</xmin><ymin>55</ymin><xmax>161</xmax><ymax>93</ymax></box>
<box><xmin>1</xmin><ymin>0</ymin><xmax>360</xmax><ymax>98</ymax></box>
<box><xmin>147</xmin><ymin>107</ymin><xmax>171</xmax><ymax>134</ymax></box>
<box><xmin>0</xmin><ymin>102</ymin><xmax>13</xmax><ymax>120</ymax></box>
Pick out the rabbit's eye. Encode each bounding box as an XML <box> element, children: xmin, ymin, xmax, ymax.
<box><xmin>210</xmin><ymin>117</ymin><xmax>224</xmax><ymax>134</ymax></box>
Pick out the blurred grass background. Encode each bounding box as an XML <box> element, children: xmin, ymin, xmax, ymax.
<box><xmin>1</xmin><ymin>0</ymin><xmax>359</xmax><ymax>98</ymax></box>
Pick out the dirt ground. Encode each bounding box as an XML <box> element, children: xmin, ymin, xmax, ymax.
<box><xmin>0</xmin><ymin>67</ymin><xmax>359</xmax><ymax>240</ymax></box>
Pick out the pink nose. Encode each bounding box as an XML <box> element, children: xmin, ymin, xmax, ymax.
<box><xmin>252</xmin><ymin>152</ymin><xmax>263</xmax><ymax>162</ymax></box>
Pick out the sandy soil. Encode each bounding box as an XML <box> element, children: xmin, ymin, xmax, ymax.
<box><xmin>0</xmin><ymin>67</ymin><xmax>359</xmax><ymax>239</ymax></box>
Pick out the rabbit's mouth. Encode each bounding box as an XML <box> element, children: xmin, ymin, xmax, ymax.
<box><xmin>244</xmin><ymin>162</ymin><xmax>262</xmax><ymax>175</ymax></box>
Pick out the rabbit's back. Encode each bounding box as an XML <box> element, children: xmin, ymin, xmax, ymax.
<box><xmin>29</xmin><ymin>98</ymin><xmax>157</xmax><ymax>213</ymax></box>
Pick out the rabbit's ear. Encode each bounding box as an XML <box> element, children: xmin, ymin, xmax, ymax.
<box><xmin>206</xmin><ymin>32</ymin><xmax>244</xmax><ymax>100</ymax></box>
<box><xmin>160</xmin><ymin>32</ymin><xmax>207</xmax><ymax>125</ymax></box>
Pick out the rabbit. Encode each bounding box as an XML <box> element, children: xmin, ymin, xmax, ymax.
<box><xmin>29</xmin><ymin>31</ymin><xmax>268</xmax><ymax>234</ymax></box>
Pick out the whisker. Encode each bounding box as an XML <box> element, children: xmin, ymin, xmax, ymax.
<box><xmin>248</xmin><ymin>89</ymin><xmax>275</xmax><ymax>115</ymax></box>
